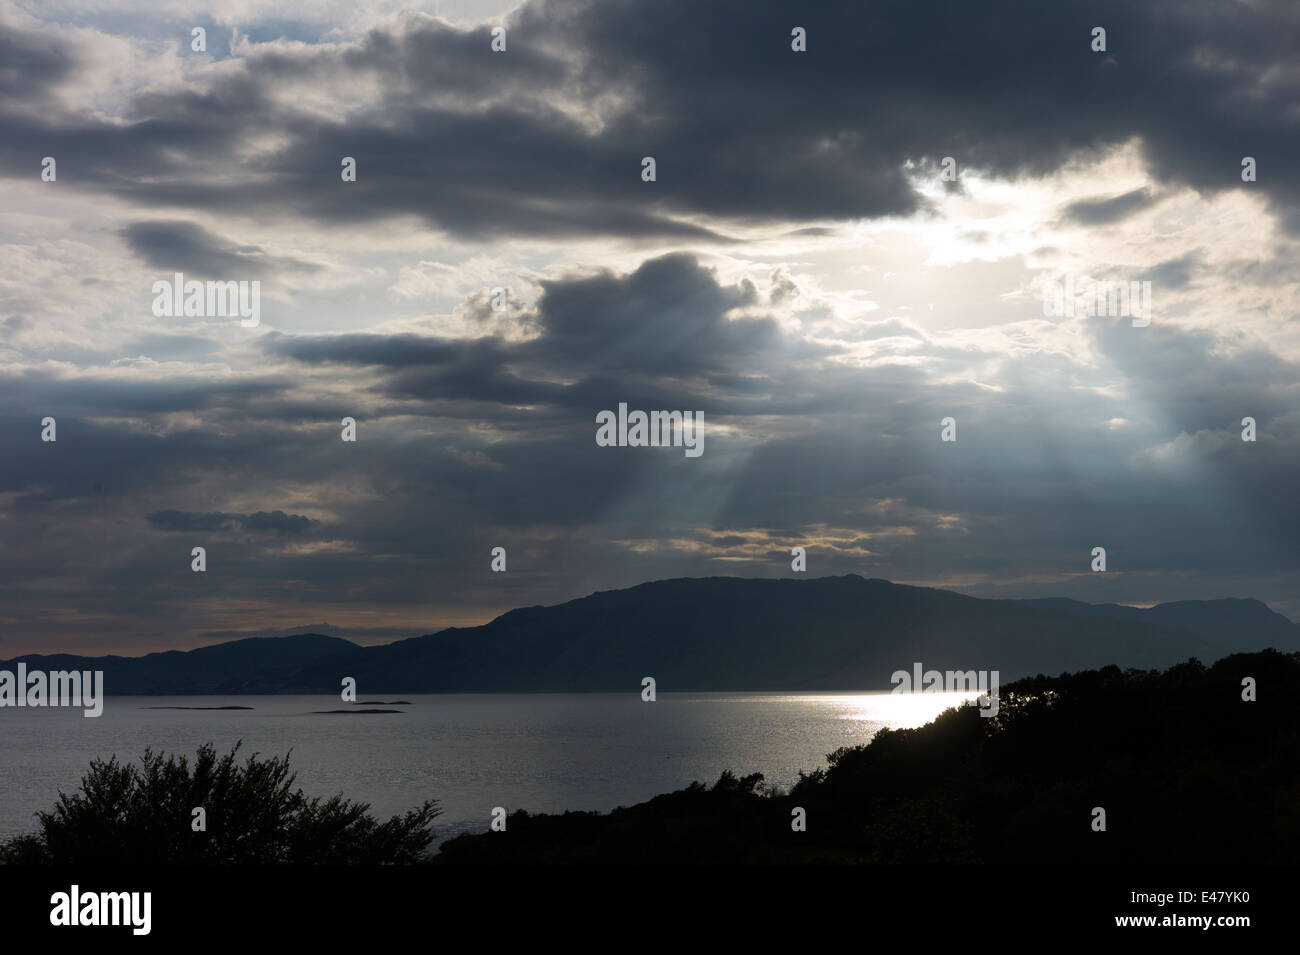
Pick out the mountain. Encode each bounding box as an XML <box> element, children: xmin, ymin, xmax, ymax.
<box><xmin>5</xmin><ymin>574</ymin><xmax>1294</xmax><ymax>696</ymax></box>
<box><xmin>3</xmin><ymin>576</ymin><xmax>1294</xmax><ymax>694</ymax></box>
<box><xmin>289</xmin><ymin>575</ymin><xmax>1297</xmax><ymax>692</ymax></box>
<box><xmin>0</xmin><ymin>634</ymin><xmax>356</xmax><ymax>694</ymax></box>
<box><xmin>1011</xmin><ymin>595</ymin><xmax>1299</xmax><ymax>644</ymax></box>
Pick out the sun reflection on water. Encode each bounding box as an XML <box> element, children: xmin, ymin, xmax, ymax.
<box><xmin>687</xmin><ymin>691</ymin><xmax>984</xmax><ymax>730</ymax></box>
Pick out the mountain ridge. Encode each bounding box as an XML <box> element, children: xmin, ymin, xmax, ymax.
<box><xmin>4</xmin><ymin>576</ymin><xmax>1295</xmax><ymax>693</ymax></box>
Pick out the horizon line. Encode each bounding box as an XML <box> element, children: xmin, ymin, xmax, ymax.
<box><xmin>3</xmin><ymin>573</ymin><xmax>1290</xmax><ymax>661</ymax></box>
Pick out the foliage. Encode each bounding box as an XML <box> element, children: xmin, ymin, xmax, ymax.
<box><xmin>0</xmin><ymin>741</ymin><xmax>439</xmax><ymax>864</ymax></box>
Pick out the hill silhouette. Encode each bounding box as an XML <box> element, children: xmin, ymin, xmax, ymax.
<box><xmin>3</xmin><ymin>577</ymin><xmax>1295</xmax><ymax>693</ymax></box>
<box><xmin>434</xmin><ymin>650</ymin><xmax>1300</xmax><ymax>864</ymax></box>
<box><xmin>0</xmin><ymin>634</ymin><xmax>355</xmax><ymax>694</ymax></box>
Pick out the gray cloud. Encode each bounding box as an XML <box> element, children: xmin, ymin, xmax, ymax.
<box><xmin>121</xmin><ymin>220</ymin><xmax>321</xmax><ymax>278</ymax></box>
<box><xmin>3</xmin><ymin>1</ymin><xmax>1297</xmax><ymax>236</ymax></box>
<box><xmin>146</xmin><ymin>509</ymin><xmax>318</xmax><ymax>534</ymax></box>
<box><xmin>0</xmin><ymin>1</ymin><xmax>1296</xmax><ymax>653</ymax></box>
<box><xmin>0</xmin><ymin>21</ymin><xmax>74</xmax><ymax>102</ymax></box>
<box><xmin>1138</xmin><ymin>252</ymin><xmax>1201</xmax><ymax>291</ymax></box>
<box><xmin>1063</xmin><ymin>187</ymin><xmax>1160</xmax><ymax>225</ymax></box>
<box><xmin>3</xmin><ymin>254</ymin><xmax>1291</xmax><ymax>644</ymax></box>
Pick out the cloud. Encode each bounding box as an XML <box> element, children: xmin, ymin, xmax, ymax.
<box><xmin>1138</xmin><ymin>252</ymin><xmax>1201</xmax><ymax>291</ymax></box>
<box><xmin>0</xmin><ymin>19</ymin><xmax>74</xmax><ymax>103</ymax></box>
<box><xmin>1</xmin><ymin>1</ymin><xmax>1298</xmax><ymax>652</ymax></box>
<box><xmin>147</xmin><ymin>509</ymin><xmax>318</xmax><ymax>534</ymax></box>
<box><xmin>146</xmin><ymin>510</ymin><xmax>236</xmax><ymax>532</ymax></box>
<box><xmin>266</xmin><ymin>253</ymin><xmax>805</xmax><ymax>403</ymax></box>
<box><xmin>1063</xmin><ymin>187</ymin><xmax>1160</xmax><ymax>225</ymax></box>
<box><xmin>3</xmin><ymin>1</ymin><xmax>1297</xmax><ymax>237</ymax></box>
<box><xmin>121</xmin><ymin>221</ymin><xmax>322</xmax><ymax>279</ymax></box>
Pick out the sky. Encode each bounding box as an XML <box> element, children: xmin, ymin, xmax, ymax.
<box><xmin>1</xmin><ymin>0</ymin><xmax>1297</xmax><ymax>655</ymax></box>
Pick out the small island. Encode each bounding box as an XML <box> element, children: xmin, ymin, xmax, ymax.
<box><xmin>142</xmin><ymin>705</ymin><xmax>255</xmax><ymax>710</ymax></box>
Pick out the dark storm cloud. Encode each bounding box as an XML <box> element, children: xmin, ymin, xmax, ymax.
<box><xmin>2</xmin><ymin>0</ymin><xmax>1297</xmax><ymax>236</ymax></box>
<box><xmin>146</xmin><ymin>510</ymin><xmax>237</xmax><ymax>532</ymax></box>
<box><xmin>263</xmin><ymin>331</ymin><xmax>476</xmax><ymax>367</ymax></box>
<box><xmin>1063</xmin><ymin>187</ymin><xmax>1160</xmax><ymax>225</ymax></box>
<box><xmin>147</xmin><ymin>509</ymin><xmax>317</xmax><ymax>534</ymax></box>
<box><xmin>523</xmin><ymin>254</ymin><xmax>780</xmax><ymax>373</ymax></box>
<box><xmin>516</xmin><ymin>256</ymin><xmax>788</xmax><ymax>380</ymax></box>
<box><xmin>0</xmin><ymin>21</ymin><xmax>74</xmax><ymax>102</ymax></box>
<box><xmin>264</xmin><ymin>254</ymin><xmax>812</xmax><ymax>408</ymax></box>
<box><xmin>244</xmin><ymin>509</ymin><xmax>317</xmax><ymax>534</ymax></box>
<box><xmin>121</xmin><ymin>221</ymin><xmax>321</xmax><ymax>278</ymax></box>
<box><xmin>0</xmin><ymin>369</ymin><xmax>292</xmax><ymax>415</ymax></box>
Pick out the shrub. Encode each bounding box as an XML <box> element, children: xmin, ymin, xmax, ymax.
<box><xmin>0</xmin><ymin>741</ymin><xmax>439</xmax><ymax>864</ymax></box>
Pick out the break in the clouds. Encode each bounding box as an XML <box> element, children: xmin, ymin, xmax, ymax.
<box><xmin>0</xmin><ymin>0</ymin><xmax>1297</xmax><ymax>654</ymax></box>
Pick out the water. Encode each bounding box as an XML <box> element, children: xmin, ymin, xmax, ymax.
<box><xmin>0</xmin><ymin>692</ymin><xmax>975</xmax><ymax>848</ymax></box>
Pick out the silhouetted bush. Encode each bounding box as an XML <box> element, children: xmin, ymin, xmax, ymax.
<box><xmin>0</xmin><ymin>741</ymin><xmax>438</xmax><ymax>864</ymax></box>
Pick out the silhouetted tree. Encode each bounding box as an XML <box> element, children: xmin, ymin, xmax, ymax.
<box><xmin>0</xmin><ymin>742</ymin><xmax>438</xmax><ymax>864</ymax></box>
